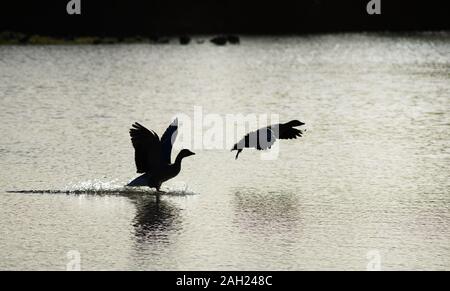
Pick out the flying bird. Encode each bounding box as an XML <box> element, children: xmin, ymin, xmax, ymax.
<box><xmin>231</xmin><ymin>120</ymin><xmax>305</xmax><ymax>159</ymax></box>
<box><xmin>127</xmin><ymin>119</ymin><xmax>195</xmax><ymax>191</ymax></box>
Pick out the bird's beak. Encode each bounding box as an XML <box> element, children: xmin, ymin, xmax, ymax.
<box><xmin>190</xmin><ymin>152</ymin><xmax>196</xmax><ymax>156</ymax></box>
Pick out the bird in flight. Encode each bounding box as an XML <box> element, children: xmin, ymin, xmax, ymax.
<box><xmin>231</xmin><ymin>120</ymin><xmax>305</xmax><ymax>159</ymax></box>
<box><xmin>127</xmin><ymin>119</ymin><xmax>195</xmax><ymax>191</ymax></box>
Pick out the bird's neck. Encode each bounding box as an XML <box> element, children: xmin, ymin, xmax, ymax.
<box><xmin>174</xmin><ymin>153</ymin><xmax>185</xmax><ymax>166</ymax></box>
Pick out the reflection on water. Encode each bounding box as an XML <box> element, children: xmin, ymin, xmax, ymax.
<box><xmin>130</xmin><ymin>195</ymin><xmax>181</xmax><ymax>243</ymax></box>
<box><xmin>233</xmin><ymin>188</ymin><xmax>303</xmax><ymax>234</ymax></box>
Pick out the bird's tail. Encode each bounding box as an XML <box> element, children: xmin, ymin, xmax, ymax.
<box><xmin>126</xmin><ymin>173</ymin><xmax>149</xmax><ymax>187</ymax></box>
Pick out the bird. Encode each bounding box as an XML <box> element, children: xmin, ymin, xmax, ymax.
<box><xmin>126</xmin><ymin>119</ymin><xmax>195</xmax><ymax>191</ymax></box>
<box><xmin>231</xmin><ymin>120</ymin><xmax>305</xmax><ymax>159</ymax></box>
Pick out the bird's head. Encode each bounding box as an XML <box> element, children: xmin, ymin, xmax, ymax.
<box><xmin>286</xmin><ymin>120</ymin><xmax>305</xmax><ymax>127</ymax></box>
<box><xmin>178</xmin><ymin>149</ymin><xmax>196</xmax><ymax>159</ymax></box>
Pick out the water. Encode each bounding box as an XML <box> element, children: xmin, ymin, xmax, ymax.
<box><xmin>0</xmin><ymin>33</ymin><xmax>449</xmax><ymax>270</ymax></box>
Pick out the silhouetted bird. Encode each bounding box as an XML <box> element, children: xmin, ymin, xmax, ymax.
<box><xmin>127</xmin><ymin>119</ymin><xmax>195</xmax><ymax>191</ymax></box>
<box><xmin>231</xmin><ymin>120</ymin><xmax>305</xmax><ymax>159</ymax></box>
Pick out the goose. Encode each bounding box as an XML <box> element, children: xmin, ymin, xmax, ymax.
<box><xmin>231</xmin><ymin>120</ymin><xmax>305</xmax><ymax>159</ymax></box>
<box><xmin>127</xmin><ymin>119</ymin><xmax>195</xmax><ymax>191</ymax></box>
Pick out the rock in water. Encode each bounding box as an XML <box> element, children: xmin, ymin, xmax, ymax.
<box><xmin>210</xmin><ymin>36</ymin><xmax>227</xmax><ymax>45</ymax></box>
<box><xmin>227</xmin><ymin>35</ymin><xmax>240</xmax><ymax>44</ymax></box>
<box><xmin>179</xmin><ymin>36</ymin><xmax>191</xmax><ymax>45</ymax></box>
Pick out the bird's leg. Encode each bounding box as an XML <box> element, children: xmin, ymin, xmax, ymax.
<box><xmin>156</xmin><ymin>185</ymin><xmax>165</xmax><ymax>194</ymax></box>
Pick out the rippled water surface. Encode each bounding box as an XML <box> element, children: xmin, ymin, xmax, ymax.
<box><xmin>0</xmin><ymin>33</ymin><xmax>449</xmax><ymax>270</ymax></box>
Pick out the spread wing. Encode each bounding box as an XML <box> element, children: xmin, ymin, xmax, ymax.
<box><xmin>129</xmin><ymin>122</ymin><xmax>162</xmax><ymax>174</ymax></box>
<box><xmin>271</xmin><ymin>123</ymin><xmax>304</xmax><ymax>140</ymax></box>
<box><xmin>160</xmin><ymin>118</ymin><xmax>178</xmax><ymax>164</ymax></box>
<box><xmin>278</xmin><ymin>127</ymin><xmax>304</xmax><ymax>139</ymax></box>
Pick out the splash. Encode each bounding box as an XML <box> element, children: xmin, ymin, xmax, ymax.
<box><xmin>63</xmin><ymin>178</ymin><xmax>126</xmax><ymax>193</ymax></box>
<box><xmin>163</xmin><ymin>181</ymin><xmax>197</xmax><ymax>196</ymax></box>
<box><xmin>7</xmin><ymin>179</ymin><xmax>197</xmax><ymax>196</ymax></box>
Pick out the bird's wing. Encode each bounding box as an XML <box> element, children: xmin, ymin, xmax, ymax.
<box><xmin>257</xmin><ymin>127</ymin><xmax>277</xmax><ymax>150</ymax></box>
<box><xmin>160</xmin><ymin>118</ymin><xmax>178</xmax><ymax>164</ymax></box>
<box><xmin>232</xmin><ymin>127</ymin><xmax>276</xmax><ymax>151</ymax></box>
<box><xmin>277</xmin><ymin>125</ymin><xmax>304</xmax><ymax>140</ymax></box>
<box><xmin>129</xmin><ymin>122</ymin><xmax>162</xmax><ymax>174</ymax></box>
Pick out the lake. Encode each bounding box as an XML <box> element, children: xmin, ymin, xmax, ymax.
<box><xmin>0</xmin><ymin>33</ymin><xmax>449</xmax><ymax>270</ymax></box>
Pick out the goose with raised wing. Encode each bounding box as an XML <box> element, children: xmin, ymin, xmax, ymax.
<box><xmin>127</xmin><ymin>119</ymin><xmax>195</xmax><ymax>191</ymax></box>
<box><xmin>231</xmin><ymin>120</ymin><xmax>305</xmax><ymax>159</ymax></box>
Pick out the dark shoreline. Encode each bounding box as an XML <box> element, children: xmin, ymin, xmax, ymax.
<box><xmin>1</xmin><ymin>30</ymin><xmax>449</xmax><ymax>45</ymax></box>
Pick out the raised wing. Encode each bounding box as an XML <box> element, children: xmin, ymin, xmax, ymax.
<box><xmin>129</xmin><ymin>122</ymin><xmax>161</xmax><ymax>174</ymax></box>
<box><xmin>160</xmin><ymin>118</ymin><xmax>178</xmax><ymax>164</ymax></box>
